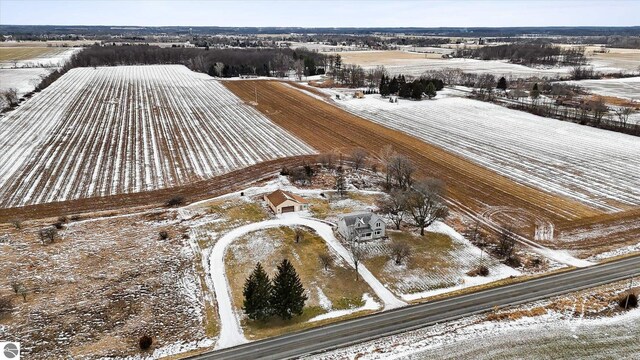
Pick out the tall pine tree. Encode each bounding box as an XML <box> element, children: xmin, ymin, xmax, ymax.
<box><xmin>425</xmin><ymin>82</ymin><xmax>437</xmax><ymax>99</ymax></box>
<box><xmin>271</xmin><ymin>259</ymin><xmax>307</xmax><ymax>320</ymax></box>
<box><xmin>243</xmin><ymin>262</ymin><xmax>273</xmax><ymax>321</ymax></box>
<box><xmin>496</xmin><ymin>77</ymin><xmax>508</xmax><ymax>92</ymax></box>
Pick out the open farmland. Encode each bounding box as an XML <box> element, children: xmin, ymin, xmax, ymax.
<box><xmin>335</xmin><ymin>95</ymin><xmax>640</xmax><ymax>213</ymax></box>
<box><xmin>564</xmin><ymin>76</ymin><xmax>640</xmax><ymax>101</ymax></box>
<box><xmin>336</xmin><ymin>52</ymin><xmax>574</xmax><ymax>78</ymax></box>
<box><xmin>0</xmin><ymin>65</ymin><xmax>314</xmax><ymax>208</ymax></box>
<box><xmin>223</xmin><ymin>80</ymin><xmax>600</xmax><ymax>235</ymax></box>
<box><xmin>0</xmin><ymin>47</ymin><xmax>81</xmax><ymax>68</ymax></box>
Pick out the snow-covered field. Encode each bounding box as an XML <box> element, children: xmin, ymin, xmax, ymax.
<box><xmin>333</xmin><ymin>94</ymin><xmax>640</xmax><ymax>212</ymax></box>
<box><xmin>0</xmin><ymin>65</ymin><xmax>314</xmax><ymax>207</ymax></box>
<box><xmin>364</xmin><ymin>58</ymin><xmax>574</xmax><ymax>78</ymax></box>
<box><xmin>309</xmin><ymin>307</ymin><xmax>640</xmax><ymax>360</ymax></box>
<box><xmin>0</xmin><ymin>68</ymin><xmax>51</xmax><ymax>95</ymax></box>
<box><xmin>564</xmin><ymin>76</ymin><xmax>640</xmax><ymax>101</ymax></box>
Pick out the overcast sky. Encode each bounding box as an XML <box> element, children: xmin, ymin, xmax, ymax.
<box><xmin>1</xmin><ymin>0</ymin><xmax>639</xmax><ymax>28</ymax></box>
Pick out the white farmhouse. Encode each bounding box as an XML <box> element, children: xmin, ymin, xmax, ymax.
<box><xmin>337</xmin><ymin>212</ymin><xmax>386</xmax><ymax>241</ymax></box>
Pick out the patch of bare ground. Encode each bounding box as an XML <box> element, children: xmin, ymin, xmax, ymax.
<box><xmin>0</xmin><ymin>211</ymin><xmax>209</xmax><ymax>359</ymax></box>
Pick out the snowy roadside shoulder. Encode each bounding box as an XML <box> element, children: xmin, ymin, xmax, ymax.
<box><xmin>309</xmin><ymin>293</ymin><xmax>380</xmax><ymax>322</ymax></box>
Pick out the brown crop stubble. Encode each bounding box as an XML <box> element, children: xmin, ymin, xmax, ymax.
<box><xmin>223</xmin><ymin>80</ymin><xmax>601</xmax><ymax>229</ymax></box>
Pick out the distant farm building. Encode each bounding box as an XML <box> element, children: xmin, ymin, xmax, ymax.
<box><xmin>337</xmin><ymin>211</ymin><xmax>386</xmax><ymax>241</ymax></box>
<box><xmin>264</xmin><ymin>190</ymin><xmax>309</xmax><ymax>214</ymax></box>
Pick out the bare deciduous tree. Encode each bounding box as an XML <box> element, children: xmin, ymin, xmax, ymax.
<box><xmin>318</xmin><ymin>253</ymin><xmax>333</xmax><ymax>271</ymax></box>
<box><xmin>376</xmin><ymin>190</ymin><xmax>408</xmax><ymax>230</ymax></box>
<box><xmin>318</xmin><ymin>152</ymin><xmax>335</xmax><ymax>168</ymax></box>
<box><xmin>388</xmin><ymin>155</ymin><xmax>415</xmax><ymax>190</ymax></box>
<box><xmin>615</xmin><ymin>107</ymin><xmax>634</xmax><ymax>128</ymax></box>
<box><xmin>406</xmin><ymin>179</ymin><xmax>449</xmax><ymax>236</ymax></box>
<box><xmin>379</xmin><ymin>145</ymin><xmax>396</xmax><ymax>188</ymax></box>
<box><xmin>350</xmin><ymin>148</ymin><xmax>368</xmax><ymax>171</ymax></box>
<box><xmin>294</xmin><ymin>59</ymin><xmax>304</xmax><ymax>81</ymax></box>
<box><xmin>349</xmin><ymin>243</ymin><xmax>364</xmax><ymax>281</ymax></box>
<box><xmin>497</xmin><ymin>228</ymin><xmax>517</xmax><ymax>259</ymax></box>
<box><xmin>335</xmin><ymin>171</ymin><xmax>347</xmax><ymax>198</ymax></box>
<box><xmin>390</xmin><ymin>242</ymin><xmax>411</xmax><ymax>265</ymax></box>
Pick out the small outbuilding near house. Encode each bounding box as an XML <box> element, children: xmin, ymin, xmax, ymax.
<box><xmin>264</xmin><ymin>189</ymin><xmax>309</xmax><ymax>214</ymax></box>
<box><xmin>337</xmin><ymin>211</ymin><xmax>386</xmax><ymax>241</ymax></box>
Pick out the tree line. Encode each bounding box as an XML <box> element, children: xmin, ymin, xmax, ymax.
<box><xmin>33</xmin><ymin>45</ymin><xmax>327</xmax><ymax>92</ymax></box>
<box><xmin>454</xmin><ymin>43</ymin><xmax>587</xmax><ymax>66</ymax></box>
<box><xmin>379</xmin><ymin>74</ymin><xmax>443</xmax><ymax>100</ymax></box>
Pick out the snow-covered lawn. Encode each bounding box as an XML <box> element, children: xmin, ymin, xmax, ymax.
<box><xmin>333</xmin><ymin>94</ymin><xmax>640</xmax><ymax>212</ymax></box>
<box><xmin>0</xmin><ymin>64</ymin><xmax>315</xmax><ymax>207</ymax></box>
<box><xmin>564</xmin><ymin>76</ymin><xmax>640</xmax><ymax>101</ymax></box>
<box><xmin>359</xmin><ymin>222</ymin><xmax>521</xmax><ymax>301</ymax></box>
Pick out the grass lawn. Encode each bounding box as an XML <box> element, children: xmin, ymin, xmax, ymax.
<box><xmin>225</xmin><ymin>226</ymin><xmax>377</xmax><ymax>339</ymax></box>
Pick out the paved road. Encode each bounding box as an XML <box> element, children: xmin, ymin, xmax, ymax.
<box><xmin>188</xmin><ymin>256</ymin><xmax>640</xmax><ymax>360</ymax></box>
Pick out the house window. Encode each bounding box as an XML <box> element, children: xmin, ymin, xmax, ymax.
<box><xmin>375</xmin><ymin>231</ymin><xmax>381</xmax><ymax>235</ymax></box>
<box><xmin>376</xmin><ymin>222</ymin><xmax>381</xmax><ymax>228</ymax></box>
<box><xmin>365</xmin><ymin>233</ymin><xmax>371</xmax><ymax>237</ymax></box>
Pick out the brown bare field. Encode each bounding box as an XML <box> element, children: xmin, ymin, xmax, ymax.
<box><xmin>0</xmin><ymin>211</ymin><xmax>206</xmax><ymax>359</ymax></box>
<box><xmin>0</xmin><ymin>155</ymin><xmax>316</xmax><ymax>224</ymax></box>
<box><xmin>0</xmin><ymin>47</ymin><xmax>66</xmax><ymax>61</ymax></box>
<box><xmin>549</xmin><ymin>209</ymin><xmax>640</xmax><ymax>256</ymax></box>
<box><xmin>223</xmin><ymin>80</ymin><xmax>600</xmax><ymax>232</ymax></box>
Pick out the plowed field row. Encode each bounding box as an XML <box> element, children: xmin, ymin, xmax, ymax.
<box><xmin>223</xmin><ymin>80</ymin><xmax>601</xmax><ymax>229</ymax></box>
<box><xmin>0</xmin><ymin>65</ymin><xmax>314</xmax><ymax>208</ymax></box>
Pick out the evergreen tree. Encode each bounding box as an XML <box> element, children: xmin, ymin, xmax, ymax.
<box><xmin>389</xmin><ymin>76</ymin><xmax>399</xmax><ymax>94</ymax></box>
<box><xmin>425</xmin><ymin>82</ymin><xmax>437</xmax><ymax>99</ymax></box>
<box><xmin>530</xmin><ymin>83</ymin><xmax>540</xmax><ymax>103</ymax></box>
<box><xmin>411</xmin><ymin>81</ymin><xmax>425</xmax><ymax>100</ymax></box>
<box><xmin>399</xmin><ymin>83</ymin><xmax>412</xmax><ymax>98</ymax></box>
<box><xmin>243</xmin><ymin>262</ymin><xmax>273</xmax><ymax>321</ymax></box>
<box><xmin>496</xmin><ymin>77</ymin><xmax>508</xmax><ymax>91</ymax></box>
<box><xmin>271</xmin><ymin>259</ymin><xmax>307</xmax><ymax>320</ymax></box>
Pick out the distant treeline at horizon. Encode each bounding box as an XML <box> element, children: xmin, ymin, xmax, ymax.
<box><xmin>2</xmin><ymin>25</ymin><xmax>640</xmax><ymax>37</ymax></box>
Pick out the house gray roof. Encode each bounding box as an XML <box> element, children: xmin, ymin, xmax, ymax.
<box><xmin>338</xmin><ymin>212</ymin><xmax>383</xmax><ymax>227</ymax></box>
